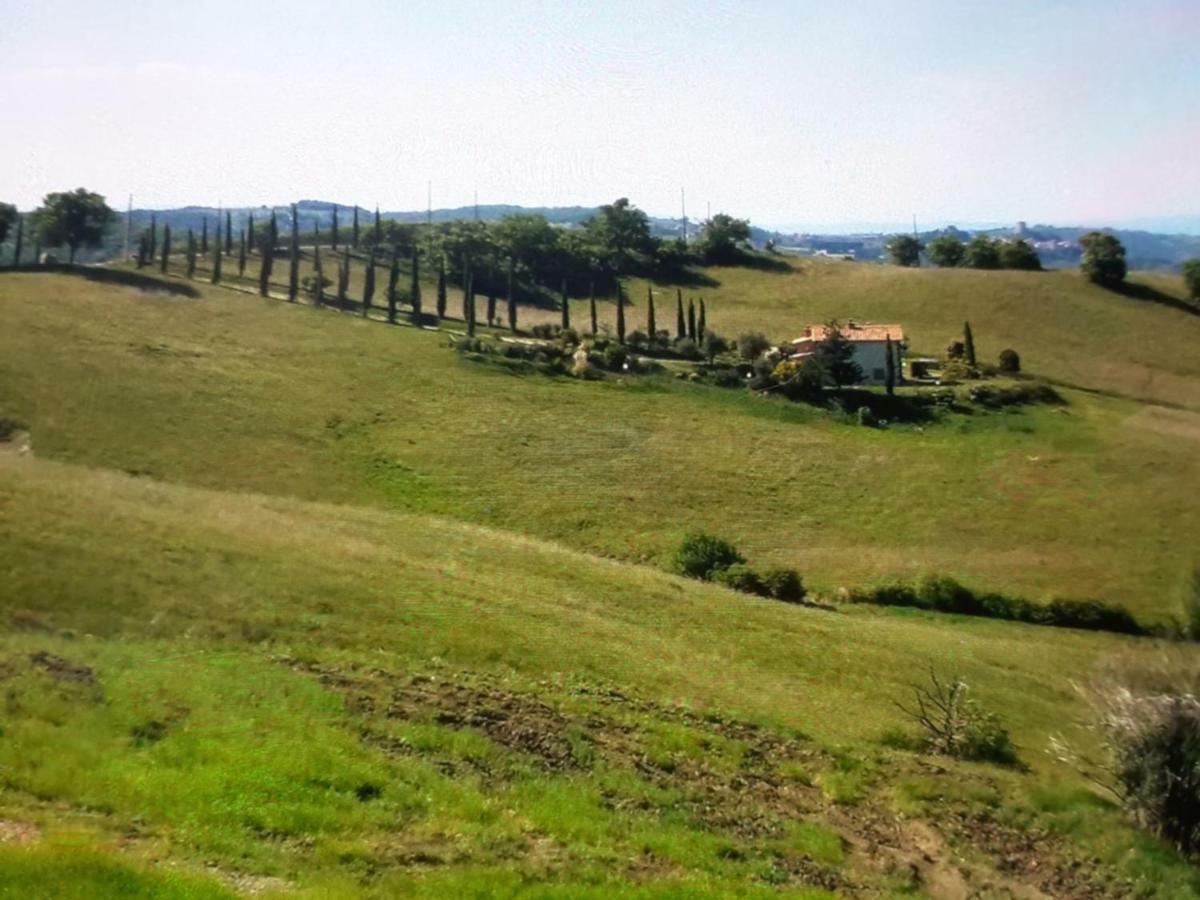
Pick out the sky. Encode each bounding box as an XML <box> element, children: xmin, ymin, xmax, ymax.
<box><xmin>2</xmin><ymin>0</ymin><xmax>1197</xmax><ymax>232</ymax></box>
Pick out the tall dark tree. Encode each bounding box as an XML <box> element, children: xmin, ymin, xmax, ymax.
<box><xmin>676</xmin><ymin>288</ymin><xmax>686</xmax><ymax>338</ymax></box>
<box><xmin>148</xmin><ymin>213</ymin><xmax>157</xmax><ymax>261</ymax></box>
<box><xmin>160</xmin><ymin>224</ymin><xmax>171</xmax><ymax>274</ymax></box>
<box><xmin>336</xmin><ymin>250</ymin><xmax>349</xmax><ymax>310</ymax></box>
<box><xmin>362</xmin><ymin>248</ymin><xmax>376</xmax><ymax>315</ymax></box>
<box><xmin>31</xmin><ymin>230</ymin><xmax>40</xmax><ymax>267</ymax></box>
<box><xmin>963</xmin><ymin>235</ymin><xmax>1001</xmax><ymax>269</ymax></box>
<box><xmin>589</xmin><ymin>280</ymin><xmax>597</xmax><ymax>336</ymax></box>
<box><xmin>963</xmin><ymin>321</ymin><xmax>976</xmax><ymax>366</ymax></box>
<box><xmin>0</xmin><ymin>203</ymin><xmax>17</xmax><ymax>253</ymax></box>
<box><xmin>352</xmin><ymin>206</ymin><xmax>360</xmax><ymax>247</ymax></box>
<box><xmin>507</xmin><ymin>258</ymin><xmax>517</xmax><ymax>332</ymax></box>
<box><xmin>136</xmin><ymin>231</ymin><xmax>148</xmax><ymax>269</ymax></box>
<box><xmin>999</xmin><ymin>239</ymin><xmax>1041</xmax><ymax>271</ymax></box>
<box><xmin>201</xmin><ymin>217</ymin><xmax>208</xmax><ymax>254</ymax></box>
<box><xmin>461</xmin><ymin>255</ymin><xmax>471</xmax><ymax>322</ymax></box>
<box><xmin>687</xmin><ymin>298</ymin><xmax>697</xmax><ymax>340</ymax></box>
<box><xmin>560</xmin><ymin>278</ymin><xmax>570</xmax><ymax>330</ymax></box>
<box><xmin>885</xmin><ymin>234</ymin><xmax>922</xmax><ymax>267</ymax></box>
<box><xmin>312</xmin><ymin>245</ymin><xmax>324</xmax><ymax>306</ymax></box>
<box><xmin>486</xmin><ymin>263</ymin><xmax>497</xmax><ymax>326</ymax></box>
<box><xmin>186</xmin><ymin>228</ymin><xmax>197</xmax><ymax>278</ymax></box>
<box><xmin>386</xmin><ymin>248</ymin><xmax>400</xmax><ymax>323</ymax></box>
<box><xmin>312</xmin><ymin>219</ymin><xmax>320</xmax><ymax>244</ymax></box>
<box><xmin>1079</xmin><ymin>232</ymin><xmax>1126</xmax><ymax>287</ymax></box>
<box><xmin>35</xmin><ymin>189</ymin><xmax>115</xmax><ymax>264</ymax></box>
<box><xmin>885</xmin><ymin>334</ymin><xmax>896</xmax><ymax>396</ymax></box>
<box><xmin>287</xmin><ymin>204</ymin><xmax>300</xmax><ymax>302</ymax></box>
<box><xmin>237</xmin><ymin>229</ymin><xmax>247</xmax><ymax>276</ymax></box>
<box><xmin>814</xmin><ymin>320</ymin><xmax>863</xmax><ymax>388</ymax></box>
<box><xmin>465</xmin><ymin>261</ymin><xmax>476</xmax><ymax>336</ymax></box>
<box><xmin>409</xmin><ymin>247</ymin><xmax>422</xmax><ymax>318</ymax></box>
<box><xmin>927</xmin><ymin>234</ymin><xmax>965</xmax><ymax>268</ymax></box>
<box><xmin>1183</xmin><ymin>259</ymin><xmax>1200</xmax><ymax>303</ymax></box>
<box><xmin>247</xmin><ymin>214</ymin><xmax>255</xmax><ymax>255</ymax></box>
<box><xmin>11</xmin><ymin>214</ymin><xmax>23</xmax><ymax>265</ymax></box>
<box><xmin>225</xmin><ymin>210</ymin><xmax>233</xmax><ymax>255</ymax></box>
<box><xmin>436</xmin><ymin>255</ymin><xmax>448</xmax><ymax>319</ymax></box>
<box><xmin>615</xmin><ymin>280</ymin><xmax>626</xmax><ymax>343</ymax></box>
<box><xmin>331</xmin><ymin>205</ymin><xmax>339</xmax><ymax>250</ymax></box>
<box><xmin>646</xmin><ymin>285</ymin><xmax>655</xmax><ymax>335</ymax></box>
<box><xmin>259</xmin><ymin>214</ymin><xmax>276</xmax><ymax>297</ymax></box>
<box><xmin>374</xmin><ymin>206</ymin><xmax>381</xmax><ymax>245</ymax></box>
<box><xmin>211</xmin><ymin>220</ymin><xmax>222</xmax><ymax>284</ymax></box>
<box><xmin>698</xmin><ymin>298</ymin><xmax>706</xmax><ymax>340</ymax></box>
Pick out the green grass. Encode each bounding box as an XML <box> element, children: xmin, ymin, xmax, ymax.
<box><xmin>1</xmin><ymin>266</ymin><xmax>1199</xmax><ymax>896</ymax></box>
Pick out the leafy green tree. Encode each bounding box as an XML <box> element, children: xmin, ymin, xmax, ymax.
<box><xmin>436</xmin><ymin>255</ymin><xmax>448</xmax><ymax>319</ymax></box>
<box><xmin>465</xmin><ymin>262</ymin><xmax>476</xmax><ymax>336</ymax></box>
<box><xmin>1080</xmin><ymin>231</ymin><xmax>1126</xmax><ymax>287</ymax></box>
<box><xmin>646</xmin><ymin>285</ymin><xmax>656</xmax><ymax>336</ymax></box>
<box><xmin>701</xmin><ymin>331</ymin><xmax>727</xmax><ymax>363</ymax></box>
<box><xmin>237</xmin><ymin>230</ymin><xmax>246</xmax><ymax>276</ymax></box>
<box><xmin>963</xmin><ymin>321</ymin><xmax>976</xmax><ymax>366</ymax></box>
<box><xmin>11</xmin><ymin>214</ymin><xmax>23</xmax><ymax>265</ymax></box>
<box><xmin>160</xmin><ymin>225</ymin><xmax>171</xmax><ymax>274</ymax></box>
<box><xmin>1183</xmin><ymin>259</ymin><xmax>1200</xmax><ymax>303</ymax></box>
<box><xmin>386</xmin><ymin>248</ymin><xmax>400</xmax><ymax>323</ymax></box>
<box><xmin>185</xmin><ymin>228</ymin><xmax>197</xmax><ymax>278</ymax></box>
<box><xmin>687</xmin><ymin>298</ymin><xmax>697</xmax><ymax>340</ymax></box>
<box><xmin>211</xmin><ymin>220</ymin><xmax>222</xmax><ymax>284</ymax></box>
<box><xmin>201</xmin><ymin>217</ymin><xmax>208</xmax><ymax>254</ymax></box>
<box><xmin>362</xmin><ymin>248</ymin><xmax>376</xmax><ymax>315</ymax></box>
<box><xmin>507</xmin><ymin>258</ymin><xmax>517</xmax><ymax>332</ymax></box>
<box><xmin>697</xmin><ymin>213</ymin><xmax>751</xmax><ymax>263</ymax></box>
<box><xmin>486</xmin><ymin>263</ymin><xmax>497</xmax><ymax>326</ymax></box>
<box><xmin>698</xmin><ymin>298</ymin><xmax>706</xmax><ymax>340</ymax></box>
<box><xmin>885</xmin><ymin>334</ymin><xmax>896</xmax><ymax>396</ymax></box>
<box><xmin>615</xmin><ymin>280</ymin><xmax>626</xmax><ymax>343</ymax></box>
<box><xmin>410</xmin><ymin>247</ymin><xmax>421</xmax><ymax>318</ymax></box>
<box><xmin>560</xmin><ymin>278</ymin><xmax>570</xmax><ymax>330</ymax></box>
<box><xmin>494</xmin><ymin>213</ymin><xmax>561</xmax><ymax>276</ymax></box>
<box><xmin>815</xmin><ymin>320</ymin><xmax>863</xmax><ymax>388</ymax></box>
<box><xmin>927</xmin><ymin>234</ymin><xmax>965</xmax><ymax>267</ymax></box>
<box><xmin>998</xmin><ymin>348</ymin><xmax>1020</xmax><ymax>373</ymax></box>
<box><xmin>225</xmin><ymin>210</ymin><xmax>233</xmax><ymax>255</ymax></box>
<box><xmin>583</xmin><ymin>198</ymin><xmax>655</xmax><ymax>274</ymax></box>
<box><xmin>886</xmin><ymin>234</ymin><xmax>922</xmax><ymax>267</ymax></box>
<box><xmin>288</xmin><ymin>205</ymin><xmax>300</xmax><ymax>302</ymax></box>
<box><xmin>589</xmin><ymin>281</ymin><xmax>597</xmax><ymax>336</ymax></box>
<box><xmin>0</xmin><ymin>202</ymin><xmax>16</xmax><ymax>247</ymax></box>
<box><xmin>963</xmin><ymin>235</ymin><xmax>1001</xmax><ymax>269</ymax></box>
<box><xmin>34</xmin><ymin>189</ymin><xmax>115</xmax><ymax>263</ymax></box>
<box><xmin>1000</xmin><ymin>239</ymin><xmax>1041</xmax><ymax>271</ymax></box>
<box><xmin>676</xmin><ymin>288</ymin><xmax>685</xmax><ymax>338</ymax></box>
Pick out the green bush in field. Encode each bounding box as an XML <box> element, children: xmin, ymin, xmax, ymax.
<box><xmin>672</xmin><ymin>533</ymin><xmax>744</xmax><ymax>581</ymax></box>
<box><xmin>998</xmin><ymin>348</ymin><xmax>1021</xmax><ymax>373</ymax></box>
<box><xmin>763</xmin><ymin>568</ymin><xmax>806</xmax><ymax>604</ymax></box>
<box><xmin>713</xmin><ymin>563</ymin><xmax>770</xmax><ymax>597</ymax></box>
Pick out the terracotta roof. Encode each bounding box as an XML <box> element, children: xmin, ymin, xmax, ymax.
<box><xmin>792</xmin><ymin>322</ymin><xmax>904</xmax><ymax>344</ymax></box>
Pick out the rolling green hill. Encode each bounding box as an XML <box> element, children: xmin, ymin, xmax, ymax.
<box><xmin>1</xmin><ymin>265</ymin><xmax>1198</xmax><ymax>897</ymax></box>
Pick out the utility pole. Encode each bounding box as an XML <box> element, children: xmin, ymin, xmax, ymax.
<box><xmin>124</xmin><ymin>194</ymin><xmax>132</xmax><ymax>261</ymax></box>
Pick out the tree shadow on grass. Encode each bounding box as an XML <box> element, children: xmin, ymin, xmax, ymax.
<box><xmin>2</xmin><ymin>263</ymin><xmax>201</xmax><ymax>298</ymax></box>
<box><xmin>1111</xmin><ymin>281</ymin><xmax>1198</xmax><ymax>316</ymax></box>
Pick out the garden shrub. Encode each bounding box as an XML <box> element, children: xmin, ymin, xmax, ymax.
<box><xmin>737</xmin><ymin>332</ymin><xmax>772</xmax><ymax>361</ymax></box>
<box><xmin>967</xmin><ymin>382</ymin><xmax>1061</xmax><ymax>408</ymax></box>
<box><xmin>763</xmin><ymin>568</ymin><xmax>806</xmax><ymax>604</ymax></box>
<box><xmin>671</xmin><ymin>533</ymin><xmax>745</xmax><ymax>581</ymax></box>
<box><xmin>998</xmin><ymin>348</ymin><xmax>1021</xmax><ymax>373</ymax></box>
<box><xmin>856</xmin><ymin>406</ymin><xmax>878</xmax><ymax>428</ymax></box>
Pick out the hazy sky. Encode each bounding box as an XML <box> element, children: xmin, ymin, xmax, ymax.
<box><xmin>2</xmin><ymin>0</ymin><xmax>1197</xmax><ymax>230</ymax></box>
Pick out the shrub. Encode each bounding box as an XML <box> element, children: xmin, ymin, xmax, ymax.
<box><xmin>763</xmin><ymin>568</ymin><xmax>806</xmax><ymax>604</ymax></box>
<box><xmin>945</xmin><ymin>340</ymin><xmax>965</xmax><ymax>360</ymax></box>
<box><xmin>673</xmin><ymin>337</ymin><xmax>702</xmax><ymax>360</ymax></box>
<box><xmin>967</xmin><ymin>382</ymin><xmax>1061</xmax><ymax>408</ymax></box>
<box><xmin>600</xmin><ymin>343</ymin><xmax>629</xmax><ymax>371</ymax></box>
<box><xmin>856</xmin><ymin>406</ymin><xmax>878</xmax><ymax>428</ymax></box>
<box><xmin>714</xmin><ymin>563</ymin><xmax>770</xmax><ymax>597</ymax></box>
<box><xmin>672</xmin><ymin>533</ymin><xmax>745</xmax><ymax>581</ymax></box>
<box><xmin>894</xmin><ymin>669</ymin><xmax>1019</xmax><ymax>766</ymax></box>
<box><xmin>1092</xmin><ymin>686</ymin><xmax>1200</xmax><ymax>856</ymax></box>
<box><xmin>737</xmin><ymin>331</ymin><xmax>772</xmax><ymax>361</ymax></box>
<box><xmin>916</xmin><ymin>574</ymin><xmax>980</xmax><ymax>615</ymax></box>
<box><xmin>1041</xmin><ymin>597</ymin><xmax>1143</xmax><ymax>635</ymax></box>
<box><xmin>997</xmin><ymin>348</ymin><xmax>1021</xmax><ymax>373</ymax></box>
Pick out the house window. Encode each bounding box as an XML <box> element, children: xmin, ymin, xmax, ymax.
<box><xmin>872</xmin><ymin>368</ymin><xmax>885</xmax><ymax>380</ymax></box>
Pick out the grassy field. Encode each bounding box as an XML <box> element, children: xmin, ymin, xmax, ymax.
<box><xmin>1</xmin><ymin>265</ymin><xmax>1198</xmax><ymax>896</ymax></box>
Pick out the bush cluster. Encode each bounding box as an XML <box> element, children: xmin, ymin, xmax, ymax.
<box><xmin>846</xmin><ymin>574</ymin><xmax>1146</xmax><ymax>636</ymax></box>
<box><xmin>966</xmin><ymin>382</ymin><xmax>1061</xmax><ymax>408</ymax></box>
<box><xmin>671</xmin><ymin>533</ymin><xmax>806</xmax><ymax>604</ymax></box>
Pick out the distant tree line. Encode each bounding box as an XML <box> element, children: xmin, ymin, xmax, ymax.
<box><xmin>886</xmin><ymin>233</ymin><xmax>1042</xmax><ymax>271</ymax></box>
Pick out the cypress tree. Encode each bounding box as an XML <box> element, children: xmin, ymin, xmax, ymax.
<box><xmin>589</xmin><ymin>280</ymin><xmax>597</xmax><ymax>336</ymax></box>
<box><xmin>331</xmin><ymin>205</ymin><xmax>339</xmax><ymax>250</ymax></box>
<box><xmin>698</xmin><ymin>298</ymin><xmax>706</xmax><ymax>340</ymax></box>
<box><xmin>560</xmin><ymin>277</ymin><xmax>570</xmax><ymax>330</ymax></box>
<box><xmin>12</xmin><ymin>215</ymin><xmax>23</xmax><ymax>265</ymax></box>
<box><xmin>410</xmin><ymin>247</ymin><xmax>422</xmax><ymax>319</ymax></box>
<box><xmin>507</xmin><ymin>258</ymin><xmax>517</xmax><ymax>332</ymax></box>
<box><xmin>374</xmin><ymin>206</ymin><xmax>381</xmax><ymax>245</ymax></box>
<box><xmin>336</xmin><ymin>250</ymin><xmax>349</xmax><ymax>310</ymax></box>
<box><xmin>31</xmin><ymin>232</ymin><xmax>40</xmax><ymax>267</ymax></box>
<box><xmin>201</xmin><ymin>217</ymin><xmax>208</xmax><ymax>254</ymax></box>
<box><xmin>225</xmin><ymin>210</ymin><xmax>233</xmax><ymax>254</ymax></box>
<box><xmin>312</xmin><ymin>245</ymin><xmax>324</xmax><ymax>306</ymax></box>
<box><xmin>136</xmin><ymin>232</ymin><xmax>147</xmax><ymax>269</ymax></box>
<box><xmin>237</xmin><ymin>229</ymin><xmax>246</xmax><ymax>276</ymax></box>
<box><xmin>486</xmin><ymin>263</ymin><xmax>497</xmax><ymax>326</ymax></box>
<box><xmin>259</xmin><ymin>214</ymin><xmax>276</xmax><ymax>297</ymax></box>
<box><xmin>687</xmin><ymin>298</ymin><xmax>697</xmax><ymax>340</ymax></box>
<box><xmin>186</xmin><ymin>229</ymin><xmax>197</xmax><ymax>278</ymax></box>
<box><xmin>616</xmin><ymin>280</ymin><xmax>626</xmax><ymax>344</ymax></box>
<box><xmin>160</xmin><ymin>224</ymin><xmax>171</xmax><ymax>274</ymax></box>
<box><xmin>352</xmin><ymin>206</ymin><xmax>360</xmax><ymax>247</ymax></box>
<box><xmin>211</xmin><ymin>220</ymin><xmax>222</xmax><ymax>284</ymax></box>
<box><xmin>148</xmin><ymin>214</ymin><xmax>157</xmax><ymax>261</ymax></box>
<box><xmin>436</xmin><ymin>255</ymin><xmax>447</xmax><ymax>319</ymax></box>
<box><xmin>647</xmin><ymin>285</ymin><xmax>656</xmax><ymax>336</ymax></box>
<box><xmin>386</xmin><ymin>247</ymin><xmax>400</xmax><ymax>323</ymax></box>
<box><xmin>247</xmin><ymin>214</ymin><xmax>255</xmax><ymax>255</ymax></box>
<box><xmin>288</xmin><ymin>204</ymin><xmax>300</xmax><ymax>302</ymax></box>
<box><xmin>676</xmin><ymin>288</ymin><xmax>685</xmax><ymax>338</ymax></box>
<box><xmin>312</xmin><ymin>219</ymin><xmax>319</xmax><ymax>244</ymax></box>
<box><xmin>885</xmin><ymin>334</ymin><xmax>896</xmax><ymax>396</ymax></box>
<box><xmin>963</xmin><ymin>321</ymin><xmax>976</xmax><ymax>366</ymax></box>
<box><xmin>465</xmin><ymin>262</ymin><xmax>476</xmax><ymax>336</ymax></box>
<box><xmin>461</xmin><ymin>256</ymin><xmax>470</xmax><ymax>322</ymax></box>
<box><xmin>362</xmin><ymin>248</ymin><xmax>376</xmax><ymax>315</ymax></box>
